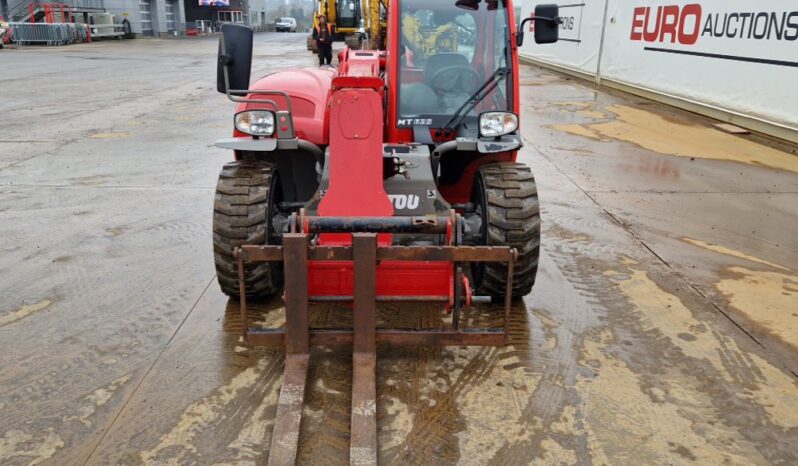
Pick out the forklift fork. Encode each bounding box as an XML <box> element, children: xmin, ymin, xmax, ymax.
<box><xmin>235</xmin><ymin>233</ymin><xmax>516</xmax><ymax>465</ymax></box>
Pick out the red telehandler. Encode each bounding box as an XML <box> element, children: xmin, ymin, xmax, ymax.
<box><xmin>214</xmin><ymin>2</ymin><xmax>559</xmax><ymax>463</ymax></box>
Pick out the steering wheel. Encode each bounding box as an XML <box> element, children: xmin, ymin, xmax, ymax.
<box><xmin>429</xmin><ymin>65</ymin><xmax>482</xmax><ymax>95</ymax></box>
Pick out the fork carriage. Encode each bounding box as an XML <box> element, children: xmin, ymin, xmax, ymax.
<box><xmin>235</xmin><ymin>218</ymin><xmax>516</xmax><ymax>465</ymax></box>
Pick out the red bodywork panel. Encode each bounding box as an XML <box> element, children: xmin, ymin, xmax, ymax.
<box><xmin>229</xmin><ymin>0</ymin><xmax>523</xmax><ymax>301</ymax></box>
<box><xmin>317</xmin><ymin>77</ymin><xmax>393</xmax><ymax>233</ymax></box>
<box><xmin>309</xmin><ymin>50</ymin><xmax>453</xmax><ymax>300</ymax></box>
<box><xmin>234</xmin><ymin>68</ymin><xmax>335</xmax><ymax>145</ymax></box>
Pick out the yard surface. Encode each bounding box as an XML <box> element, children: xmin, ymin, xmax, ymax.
<box><xmin>1</xmin><ymin>33</ymin><xmax>796</xmax><ymax>465</ymax></box>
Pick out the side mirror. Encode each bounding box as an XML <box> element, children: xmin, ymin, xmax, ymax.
<box><xmin>516</xmin><ymin>4</ymin><xmax>560</xmax><ymax>47</ymax></box>
<box><xmin>217</xmin><ymin>23</ymin><xmax>253</xmax><ymax>96</ymax></box>
<box><xmin>534</xmin><ymin>4</ymin><xmax>560</xmax><ymax>44</ymax></box>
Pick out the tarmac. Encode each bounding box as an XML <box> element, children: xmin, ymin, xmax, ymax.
<box><xmin>0</xmin><ymin>32</ymin><xmax>796</xmax><ymax>465</ymax></box>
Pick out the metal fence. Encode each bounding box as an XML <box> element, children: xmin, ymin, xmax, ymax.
<box><xmin>8</xmin><ymin>21</ymin><xmax>88</xmax><ymax>45</ymax></box>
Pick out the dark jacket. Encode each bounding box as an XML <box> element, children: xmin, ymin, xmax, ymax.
<box><xmin>312</xmin><ymin>23</ymin><xmax>334</xmax><ymax>45</ymax></box>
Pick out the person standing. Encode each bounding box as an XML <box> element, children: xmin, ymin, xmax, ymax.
<box><xmin>313</xmin><ymin>15</ymin><xmax>334</xmax><ymax>66</ymax></box>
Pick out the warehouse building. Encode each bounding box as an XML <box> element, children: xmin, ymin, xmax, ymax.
<box><xmin>1</xmin><ymin>0</ymin><xmax>267</xmax><ymax>38</ymax></box>
<box><xmin>183</xmin><ymin>0</ymin><xmax>269</xmax><ymax>34</ymax></box>
<box><xmin>104</xmin><ymin>0</ymin><xmax>186</xmax><ymax>37</ymax></box>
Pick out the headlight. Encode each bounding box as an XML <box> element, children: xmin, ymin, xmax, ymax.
<box><xmin>235</xmin><ymin>110</ymin><xmax>275</xmax><ymax>136</ymax></box>
<box><xmin>479</xmin><ymin>112</ymin><xmax>518</xmax><ymax>138</ymax></box>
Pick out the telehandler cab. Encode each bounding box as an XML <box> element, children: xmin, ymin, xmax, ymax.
<box><xmin>213</xmin><ymin>2</ymin><xmax>559</xmax><ymax>463</ymax></box>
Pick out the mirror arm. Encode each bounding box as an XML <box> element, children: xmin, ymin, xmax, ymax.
<box><xmin>516</xmin><ymin>15</ymin><xmax>561</xmax><ymax>46</ymax></box>
<box><xmin>530</xmin><ymin>15</ymin><xmax>560</xmax><ymax>24</ymax></box>
<box><xmin>518</xmin><ymin>16</ymin><xmax>532</xmax><ymax>32</ymax></box>
<box><xmin>518</xmin><ymin>15</ymin><xmax>560</xmax><ymax>33</ymax></box>
<box><xmin>219</xmin><ymin>32</ymin><xmax>291</xmax><ymax>114</ymax></box>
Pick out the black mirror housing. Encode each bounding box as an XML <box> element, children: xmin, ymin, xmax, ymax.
<box><xmin>534</xmin><ymin>4</ymin><xmax>559</xmax><ymax>44</ymax></box>
<box><xmin>217</xmin><ymin>23</ymin><xmax>254</xmax><ymax>95</ymax></box>
<box><xmin>516</xmin><ymin>4</ymin><xmax>560</xmax><ymax>47</ymax></box>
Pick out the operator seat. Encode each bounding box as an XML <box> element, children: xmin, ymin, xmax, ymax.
<box><xmin>424</xmin><ymin>53</ymin><xmax>474</xmax><ymax>112</ymax></box>
<box><xmin>423</xmin><ymin>53</ymin><xmax>469</xmax><ymax>82</ymax></box>
<box><xmin>399</xmin><ymin>53</ymin><xmax>476</xmax><ymax>117</ymax></box>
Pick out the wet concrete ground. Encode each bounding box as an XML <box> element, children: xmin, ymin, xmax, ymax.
<box><xmin>1</xmin><ymin>33</ymin><xmax>796</xmax><ymax>465</ymax></box>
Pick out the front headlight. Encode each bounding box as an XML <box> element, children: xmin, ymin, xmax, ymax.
<box><xmin>479</xmin><ymin>112</ymin><xmax>518</xmax><ymax>138</ymax></box>
<box><xmin>235</xmin><ymin>110</ymin><xmax>275</xmax><ymax>136</ymax></box>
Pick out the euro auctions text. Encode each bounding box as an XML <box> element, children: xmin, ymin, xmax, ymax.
<box><xmin>630</xmin><ymin>4</ymin><xmax>798</xmax><ymax>45</ymax></box>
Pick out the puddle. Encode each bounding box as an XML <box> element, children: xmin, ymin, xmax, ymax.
<box><xmin>682</xmin><ymin>237</ymin><xmax>789</xmax><ymax>271</ymax></box>
<box><xmin>575</xmin><ymin>330</ymin><xmax>768</xmax><ymax>464</ymax></box>
<box><xmin>380</xmin><ymin>396</ymin><xmax>413</xmax><ymax>451</ymax></box>
<box><xmin>0</xmin><ymin>299</ymin><xmax>53</xmax><ymax>327</ymax></box>
<box><xmin>605</xmin><ymin>261</ymin><xmax>798</xmax><ymax>430</ymax></box>
<box><xmin>681</xmin><ymin>237</ymin><xmax>796</xmax><ymax>349</ymax></box>
<box><xmin>578</xmin><ymin>110</ymin><xmax>607</xmax><ymax>120</ymax></box>
<box><xmin>717</xmin><ymin>267</ymin><xmax>798</xmax><ymax>350</ymax></box>
<box><xmin>104</xmin><ymin>227</ymin><xmax>127</xmax><ymax>237</ymax></box>
<box><xmin>72</xmin><ymin>175</ymin><xmax>108</xmax><ymax>186</ymax></box>
<box><xmin>88</xmin><ymin>132</ymin><xmax>130</xmax><ymax>139</ymax></box>
<box><xmin>452</xmin><ymin>347</ymin><xmax>537</xmax><ymax>463</ymax></box>
<box><xmin>553</xmin><ymin>105</ymin><xmax>798</xmax><ymax>173</ymax></box>
<box><xmin>0</xmin><ymin>429</ymin><xmax>64</xmax><ymax>465</ymax></box>
<box><xmin>66</xmin><ymin>374</ymin><xmax>133</xmax><ymax>428</ymax></box>
<box><xmin>553</xmin><ymin>101</ymin><xmax>593</xmax><ymax>109</ymax></box>
<box><xmin>139</xmin><ymin>357</ymin><xmax>279</xmax><ymax>464</ymax></box>
<box><xmin>377</xmin><ymin>344</ymin><xmax>538</xmax><ymax>463</ymax></box>
<box><xmin>253</xmin><ymin>307</ymin><xmax>286</xmax><ymax>329</ymax></box>
<box><xmin>551</xmin><ymin>146</ymin><xmax>594</xmax><ymax>155</ymax></box>
<box><xmin>551</xmin><ymin>124</ymin><xmax>608</xmax><ymax>142</ymax></box>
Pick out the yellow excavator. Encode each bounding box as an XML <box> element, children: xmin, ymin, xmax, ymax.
<box><xmin>306</xmin><ymin>0</ymin><xmax>387</xmax><ymax>52</ymax></box>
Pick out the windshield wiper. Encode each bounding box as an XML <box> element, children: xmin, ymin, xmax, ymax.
<box><xmin>437</xmin><ymin>66</ymin><xmax>510</xmax><ymax>137</ymax></box>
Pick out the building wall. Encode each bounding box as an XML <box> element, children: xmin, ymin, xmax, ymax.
<box><xmin>3</xmin><ymin>0</ymin><xmax>264</xmax><ymax>37</ymax></box>
<box><xmin>3</xmin><ymin>0</ymin><xmax>187</xmax><ymax>36</ymax></box>
<box><xmin>4</xmin><ymin>0</ymin><xmax>31</xmax><ymax>20</ymax></box>
<box><xmin>104</xmin><ymin>0</ymin><xmax>185</xmax><ymax>36</ymax></box>
<box><xmin>183</xmin><ymin>0</ymin><xmax>245</xmax><ymax>29</ymax></box>
<box><xmin>249</xmin><ymin>0</ymin><xmax>266</xmax><ymax>30</ymax></box>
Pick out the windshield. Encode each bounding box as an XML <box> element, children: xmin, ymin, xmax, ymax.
<box><xmin>397</xmin><ymin>0</ymin><xmax>511</xmax><ymax>127</ymax></box>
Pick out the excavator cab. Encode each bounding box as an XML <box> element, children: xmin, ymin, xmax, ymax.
<box><xmin>336</xmin><ymin>0</ymin><xmax>361</xmax><ymax>29</ymax></box>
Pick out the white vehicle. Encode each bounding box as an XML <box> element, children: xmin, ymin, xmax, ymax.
<box><xmin>275</xmin><ymin>17</ymin><xmax>297</xmax><ymax>32</ymax></box>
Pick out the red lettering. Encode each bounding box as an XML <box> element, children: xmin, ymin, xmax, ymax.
<box><xmin>659</xmin><ymin>5</ymin><xmax>680</xmax><ymax>43</ymax></box>
<box><xmin>643</xmin><ymin>6</ymin><xmax>662</xmax><ymax>42</ymax></box>
<box><xmin>630</xmin><ymin>7</ymin><xmax>645</xmax><ymax>40</ymax></box>
<box><xmin>678</xmin><ymin>4</ymin><xmax>702</xmax><ymax>45</ymax></box>
<box><xmin>631</xmin><ymin>4</ymin><xmax>704</xmax><ymax>45</ymax></box>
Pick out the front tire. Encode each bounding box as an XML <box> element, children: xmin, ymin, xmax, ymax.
<box><xmin>472</xmin><ymin>162</ymin><xmax>541</xmax><ymax>298</ymax></box>
<box><xmin>213</xmin><ymin>161</ymin><xmax>283</xmax><ymax>298</ymax></box>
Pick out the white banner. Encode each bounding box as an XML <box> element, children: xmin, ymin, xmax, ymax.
<box><xmin>519</xmin><ymin>0</ymin><xmax>798</xmax><ymax>132</ymax></box>
<box><xmin>519</xmin><ymin>1</ymin><xmax>606</xmax><ymax>76</ymax></box>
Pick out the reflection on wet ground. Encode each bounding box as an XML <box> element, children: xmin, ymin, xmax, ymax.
<box><xmin>0</xmin><ymin>35</ymin><xmax>797</xmax><ymax>465</ymax></box>
<box><xmin>553</xmin><ymin>104</ymin><xmax>798</xmax><ymax>172</ymax></box>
